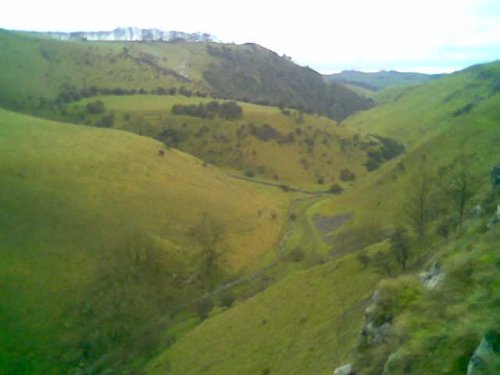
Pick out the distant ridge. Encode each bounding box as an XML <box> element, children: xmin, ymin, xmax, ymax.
<box><xmin>33</xmin><ymin>27</ymin><xmax>218</xmax><ymax>43</ymax></box>
<box><xmin>325</xmin><ymin>70</ymin><xmax>444</xmax><ymax>91</ymax></box>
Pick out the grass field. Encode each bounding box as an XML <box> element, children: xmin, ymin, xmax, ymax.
<box><xmin>0</xmin><ymin>108</ymin><xmax>291</xmax><ymax>373</ymax></box>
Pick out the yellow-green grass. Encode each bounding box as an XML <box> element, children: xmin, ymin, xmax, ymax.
<box><xmin>67</xmin><ymin>95</ymin><xmax>370</xmax><ymax>189</ymax></box>
<box><xmin>0</xmin><ymin>30</ymin><xmax>213</xmax><ymax>103</ymax></box>
<box><xmin>0</xmin><ymin>108</ymin><xmax>289</xmax><ymax>372</ymax></box>
<box><xmin>147</xmin><ymin>251</ymin><xmax>380</xmax><ymax>375</ymax></box>
<box><xmin>0</xmin><ymin>108</ymin><xmax>289</xmax><ymax>271</ymax></box>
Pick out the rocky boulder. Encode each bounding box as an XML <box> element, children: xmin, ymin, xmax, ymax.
<box><xmin>467</xmin><ymin>331</ymin><xmax>500</xmax><ymax>375</ymax></box>
<box><xmin>419</xmin><ymin>262</ymin><xmax>445</xmax><ymax>290</ymax></box>
<box><xmin>333</xmin><ymin>363</ymin><xmax>355</xmax><ymax>375</ymax></box>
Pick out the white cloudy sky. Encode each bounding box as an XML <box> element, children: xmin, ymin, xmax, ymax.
<box><xmin>2</xmin><ymin>0</ymin><xmax>499</xmax><ymax>73</ymax></box>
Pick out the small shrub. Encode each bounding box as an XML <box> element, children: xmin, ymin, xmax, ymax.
<box><xmin>288</xmin><ymin>247</ymin><xmax>305</xmax><ymax>262</ymax></box>
<box><xmin>219</xmin><ymin>293</ymin><xmax>235</xmax><ymax>308</ymax></box>
<box><xmin>279</xmin><ymin>184</ymin><xmax>290</xmax><ymax>192</ymax></box>
<box><xmin>86</xmin><ymin>100</ymin><xmax>105</xmax><ymax>114</ymax></box>
<box><xmin>357</xmin><ymin>251</ymin><xmax>370</xmax><ymax>268</ymax></box>
<box><xmin>340</xmin><ymin>168</ymin><xmax>356</xmax><ymax>181</ymax></box>
<box><xmin>329</xmin><ymin>184</ymin><xmax>344</xmax><ymax>194</ymax></box>
<box><xmin>196</xmin><ymin>296</ymin><xmax>214</xmax><ymax>320</ymax></box>
<box><xmin>244</xmin><ymin>169</ymin><xmax>255</xmax><ymax>178</ymax></box>
<box><xmin>96</xmin><ymin>113</ymin><xmax>114</xmax><ymax>127</ymax></box>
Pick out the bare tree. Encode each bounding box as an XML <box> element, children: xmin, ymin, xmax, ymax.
<box><xmin>390</xmin><ymin>227</ymin><xmax>410</xmax><ymax>271</ymax></box>
<box><xmin>404</xmin><ymin>160</ymin><xmax>436</xmax><ymax>242</ymax></box>
<box><xmin>438</xmin><ymin>154</ymin><xmax>479</xmax><ymax>228</ymax></box>
<box><xmin>190</xmin><ymin>213</ymin><xmax>226</xmax><ymax>291</ymax></box>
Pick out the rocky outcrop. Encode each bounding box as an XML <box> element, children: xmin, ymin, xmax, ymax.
<box><xmin>37</xmin><ymin>27</ymin><xmax>216</xmax><ymax>43</ymax></box>
<box><xmin>333</xmin><ymin>363</ymin><xmax>355</xmax><ymax>375</ymax></box>
<box><xmin>360</xmin><ymin>290</ymin><xmax>392</xmax><ymax>345</ymax></box>
<box><xmin>419</xmin><ymin>262</ymin><xmax>445</xmax><ymax>290</ymax></box>
<box><xmin>361</xmin><ymin>321</ymin><xmax>392</xmax><ymax>345</ymax></box>
<box><xmin>467</xmin><ymin>331</ymin><xmax>500</xmax><ymax>375</ymax></box>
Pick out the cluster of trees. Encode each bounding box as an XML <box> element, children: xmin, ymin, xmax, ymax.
<box><xmin>171</xmin><ymin>101</ymin><xmax>243</xmax><ymax>120</ymax></box>
<box><xmin>55</xmin><ymin>85</ymin><xmax>207</xmax><ymax>105</ymax></box>
<box><xmin>84</xmin><ymin>100</ymin><xmax>114</xmax><ymax>127</ymax></box>
<box><xmin>85</xmin><ymin>100</ymin><xmax>105</xmax><ymax>114</ymax></box>
<box><xmin>248</xmin><ymin>123</ymin><xmax>295</xmax><ymax>144</ymax></box>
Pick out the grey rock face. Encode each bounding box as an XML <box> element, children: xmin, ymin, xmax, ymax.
<box><xmin>333</xmin><ymin>363</ymin><xmax>355</xmax><ymax>375</ymax></box>
<box><xmin>467</xmin><ymin>332</ymin><xmax>500</xmax><ymax>375</ymax></box>
<box><xmin>361</xmin><ymin>321</ymin><xmax>392</xmax><ymax>345</ymax></box>
<box><xmin>419</xmin><ymin>261</ymin><xmax>445</xmax><ymax>290</ymax></box>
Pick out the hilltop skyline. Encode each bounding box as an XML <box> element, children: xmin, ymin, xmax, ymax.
<box><xmin>2</xmin><ymin>0</ymin><xmax>499</xmax><ymax>73</ymax></box>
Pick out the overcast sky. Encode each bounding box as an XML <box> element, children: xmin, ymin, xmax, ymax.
<box><xmin>2</xmin><ymin>0</ymin><xmax>499</xmax><ymax>73</ymax></box>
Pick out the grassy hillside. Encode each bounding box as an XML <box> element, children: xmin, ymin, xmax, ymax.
<box><xmin>145</xmin><ymin>61</ymin><xmax>500</xmax><ymax>375</ymax></box>
<box><xmin>312</xmin><ymin>61</ymin><xmax>500</xmax><ymax>246</ymax></box>
<box><xmin>0</xmin><ymin>30</ymin><xmax>210</xmax><ymax>105</ymax></box>
<box><xmin>0</xmin><ymin>108</ymin><xmax>290</xmax><ymax>373</ymax></box>
<box><xmin>0</xmin><ymin>30</ymin><xmax>372</xmax><ymax>121</ymax></box>
<box><xmin>147</xmin><ymin>250</ymin><xmax>380</xmax><ymax>375</ymax></box>
<box><xmin>57</xmin><ymin>95</ymin><xmax>382</xmax><ymax>189</ymax></box>
<box><xmin>345</xmin><ymin>61</ymin><xmax>500</xmax><ymax>146</ymax></box>
<box><xmin>325</xmin><ymin>70</ymin><xmax>442</xmax><ymax>91</ymax></box>
<box><xmin>1</xmin><ymin>29</ymin><xmax>498</xmax><ymax>375</ymax></box>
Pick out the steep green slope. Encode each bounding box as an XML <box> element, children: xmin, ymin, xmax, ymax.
<box><xmin>344</xmin><ymin>61</ymin><xmax>500</xmax><ymax>147</ymax></box>
<box><xmin>147</xmin><ymin>250</ymin><xmax>380</xmax><ymax>375</ymax></box>
<box><xmin>325</xmin><ymin>70</ymin><xmax>443</xmax><ymax>91</ymax></box>
<box><xmin>0</xmin><ymin>108</ymin><xmax>289</xmax><ymax>373</ymax></box>
<box><xmin>351</xmin><ymin>225</ymin><xmax>500</xmax><ymax>375</ymax></box>
<box><xmin>314</xmin><ymin>61</ymin><xmax>500</xmax><ymax>244</ymax></box>
<box><xmin>204</xmin><ymin>43</ymin><xmax>374</xmax><ymax>120</ymax></box>
<box><xmin>0</xmin><ymin>30</ymin><xmax>372</xmax><ymax>121</ymax></box>
<box><xmin>146</xmin><ymin>62</ymin><xmax>500</xmax><ymax>375</ymax></box>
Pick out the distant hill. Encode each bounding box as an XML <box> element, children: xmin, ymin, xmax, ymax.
<box><xmin>0</xmin><ymin>29</ymin><xmax>373</xmax><ymax>121</ymax></box>
<box><xmin>325</xmin><ymin>70</ymin><xmax>444</xmax><ymax>91</ymax></box>
<box><xmin>203</xmin><ymin>43</ymin><xmax>374</xmax><ymax>120</ymax></box>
